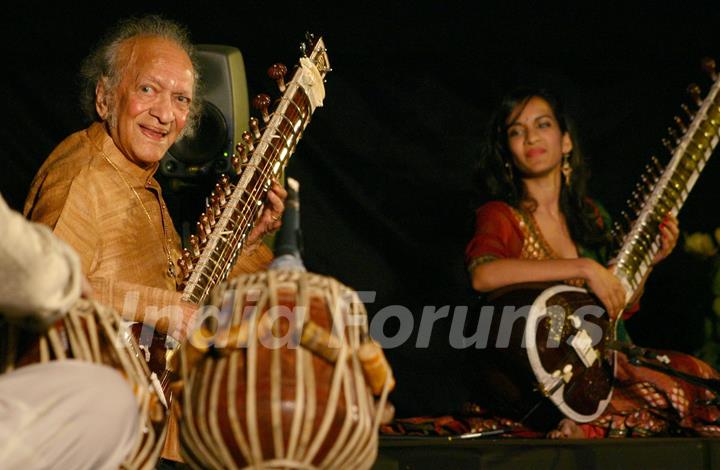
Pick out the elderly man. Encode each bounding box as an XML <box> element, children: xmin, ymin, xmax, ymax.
<box><xmin>0</xmin><ymin>193</ymin><xmax>140</xmax><ymax>469</ymax></box>
<box><xmin>24</xmin><ymin>15</ymin><xmax>286</xmax><ymax>467</ymax></box>
<box><xmin>24</xmin><ymin>15</ymin><xmax>285</xmax><ymax>347</ymax></box>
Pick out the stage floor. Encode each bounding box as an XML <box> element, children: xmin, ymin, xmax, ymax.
<box><xmin>374</xmin><ymin>436</ymin><xmax>720</xmax><ymax>469</ymax></box>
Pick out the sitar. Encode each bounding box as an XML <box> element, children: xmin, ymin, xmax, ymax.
<box><xmin>474</xmin><ymin>58</ymin><xmax>720</xmax><ymax>429</ymax></box>
<box><xmin>179</xmin><ymin>34</ymin><xmax>330</xmax><ymax>304</ymax></box>
<box><xmin>134</xmin><ymin>34</ymin><xmax>330</xmax><ymax>390</ymax></box>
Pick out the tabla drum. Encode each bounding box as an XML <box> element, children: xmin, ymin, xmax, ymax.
<box><xmin>0</xmin><ymin>298</ymin><xmax>169</xmax><ymax>470</ymax></box>
<box><xmin>174</xmin><ymin>270</ymin><xmax>394</xmax><ymax>470</ymax></box>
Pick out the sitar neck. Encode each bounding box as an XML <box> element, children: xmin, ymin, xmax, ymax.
<box><xmin>180</xmin><ymin>35</ymin><xmax>330</xmax><ymax>305</ymax></box>
<box><xmin>612</xmin><ymin>66</ymin><xmax>720</xmax><ymax>301</ymax></box>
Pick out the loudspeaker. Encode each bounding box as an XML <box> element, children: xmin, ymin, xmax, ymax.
<box><xmin>160</xmin><ymin>44</ymin><xmax>249</xmax><ymax>178</ymax></box>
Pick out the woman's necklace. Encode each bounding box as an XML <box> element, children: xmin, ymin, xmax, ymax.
<box><xmin>100</xmin><ymin>152</ymin><xmax>177</xmax><ymax>280</ymax></box>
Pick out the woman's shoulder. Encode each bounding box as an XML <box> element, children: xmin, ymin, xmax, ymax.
<box><xmin>475</xmin><ymin>200</ymin><xmax>522</xmax><ymax>223</ymax></box>
<box><xmin>476</xmin><ymin>200</ymin><xmax>514</xmax><ymax>215</ymax></box>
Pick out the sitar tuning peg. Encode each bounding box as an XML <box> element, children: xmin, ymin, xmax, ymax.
<box><xmin>667</xmin><ymin>126</ymin><xmax>680</xmax><ymax>144</ymax></box>
<box><xmin>230</xmin><ymin>155</ymin><xmax>242</xmax><ymax>175</ymax></box>
<box><xmin>214</xmin><ymin>183</ymin><xmax>226</xmax><ymax>206</ymax></box>
<box><xmin>268</xmin><ymin>63</ymin><xmax>288</xmax><ymax>92</ymax></box>
<box><xmin>200</xmin><ymin>214</ymin><xmax>212</xmax><ymax>234</ymax></box>
<box><xmin>645</xmin><ymin>163</ymin><xmax>659</xmax><ymax>182</ymax></box>
<box><xmin>249</xmin><ymin>117</ymin><xmax>261</xmax><ymax>140</ymax></box>
<box><xmin>204</xmin><ymin>206</ymin><xmax>216</xmax><ymax>228</ymax></box>
<box><xmin>182</xmin><ymin>249</ymin><xmax>194</xmax><ymax>272</ymax></box>
<box><xmin>196</xmin><ymin>221</ymin><xmax>208</xmax><ymax>245</ymax></box>
<box><xmin>234</xmin><ymin>142</ymin><xmax>248</xmax><ymax>163</ymax></box>
<box><xmin>640</xmin><ymin>173</ymin><xmax>654</xmax><ymax>192</ymax></box>
<box><xmin>613</xmin><ymin>220</ymin><xmax>625</xmax><ymax>236</ymax></box>
<box><xmin>189</xmin><ymin>234</ymin><xmax>201</xmax><ymax>258</ymax></box>
<box><xmin>635</xmin><ymin>182</ymin><xmax>645</xmax><ymax>194</ymax></box>
<box><xmin>701</xmin><ymin>57</ymin><xmax>718</xmax><ymax>81</ymax></box>
<box><xmin>687</xmin><ymin>83</ymin><xmax>703</xmax><ymax>107</ymax></box>
<box><xmin>673</xmin><ymin>116</ymin><xmax>688</xmax><ymax>134</ymax></box>
<box><xmin>177</xmin><ymin>258</ymin><xmax>187</xmax><ymax>281</ymax></box>
<box><xmin>621</xmin><ymin>210</ymin><xmax>633</xmax><ymax>228</ymax></box>
<box><xmin>242</xmin><ymin>131</ymin><xmax>255</xmax><ymax>152</ymax></box>
<box><xmin>631</xmin><ymin>189</ymin><xmax>640</xmax><ymax>201</ymax></box>
<box><xmin>253</xmin><ymin>93</ymin><xmax>272</xmax><ymax>123</ymax></box>
<box><xmin>299</xmin><ymin>42</ymin><xmax>307</xmax><ymax>57</ymax></box>
<box><xmin>220</xmin><ymin>174</ymin><xmax>230</xmax><ymax>191</ymax></box>
<box><xmin>661</xmin><ymin>137</ymin><xmax>675</xmax><ymax>154</ymax></box>
<box><xmin>626</xmin><ymin>197</ymin><xmax>640</xmax><ymax>215</ymax></box>
<box><xmin>305</xmin><ymin>32</ymin><xmax>316</xmax><ymax>47</ymax></box>
<box><xmin>681</xmin><ymin>103</ymin><xmax>695</xmax><ymax>121</ymax></box>
<box><xmin>651</xmin><ymin>155</ymin><xmax>664</xmax><ymax>172</ymax></box>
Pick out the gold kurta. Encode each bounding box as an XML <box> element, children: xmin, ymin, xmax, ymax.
<box><xmin>24</xmin><ymin>122</ymin><xmax>271</xmax><ymax>321</ymax></box>
<box><xmin>25</xmin><ymin>121</ymin><xmax>273</xmax><ymax>463</ymax></box>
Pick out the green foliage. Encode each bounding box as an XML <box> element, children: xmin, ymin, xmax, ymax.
<box><xmin>685</xmin><ymin>229</ymin><xmax>720</xmax><ymax>369</ymax></box>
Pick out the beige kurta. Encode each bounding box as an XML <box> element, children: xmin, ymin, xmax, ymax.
<box><xmin>24</xmin><ymin>121</ymin><xmax>271</xmax><ymax>324</ymax></box>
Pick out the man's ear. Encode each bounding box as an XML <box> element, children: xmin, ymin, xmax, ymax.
<box><xmin>95</xmin><ymin>79</ymin><xmax>109</xmax><ymax>120</ymax></box>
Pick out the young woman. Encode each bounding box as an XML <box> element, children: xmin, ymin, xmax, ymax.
<box><xmin>465</xmin><ymin>87</ymin><xmax>720</xmax><ymax>438</ymax></box>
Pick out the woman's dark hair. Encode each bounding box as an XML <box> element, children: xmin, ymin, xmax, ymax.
<box><xmin>477</xmin><ymin>87</ymin><xmax>610</xmax><ymax>250</ymax></box>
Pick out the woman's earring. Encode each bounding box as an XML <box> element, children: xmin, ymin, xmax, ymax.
<box><xmin>504</xmin><ymin>161</ymin><xmax>514</xmax><ymax>181</ymax></box>
<box><xmin>561</xmin><ymin>153</ymin><xmax>573</xmax><ymax>187</ymax></box>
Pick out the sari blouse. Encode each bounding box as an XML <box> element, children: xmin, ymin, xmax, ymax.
<box><xmin>465</xmin><ymin>200</ymin><xmax>639</xmax><ymax>320</ymax></box>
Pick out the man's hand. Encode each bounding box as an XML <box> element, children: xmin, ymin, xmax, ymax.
<box><xmin>80</xmin><ymin>276</ymin><xmax>93</xmax><ymax>299</ymax></box>
<box><xmin>151</xmin><ymin>300</ymin><xmax>199</xmax><ymax>343</ymax></box>
<box><xmin>244</xmin><ymin>180</ymin><xmax>288</xmax><ymax>253</ymax></box>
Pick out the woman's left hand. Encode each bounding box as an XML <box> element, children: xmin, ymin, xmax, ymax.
<box><xmin>651</xmin><ymin>213</ymin><xmax>679</xmax><ymax>266</ymax></box>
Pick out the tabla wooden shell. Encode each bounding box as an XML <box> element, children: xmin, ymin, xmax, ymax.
<box><xmin>0</xmin><ymin>299</ymin><xmax>168</xmax><ymax>470</ymax></box>
<box><xmin>176</xmin><ymin>270</ymin><xmax>391</xmax><ymax>470</ymax></box>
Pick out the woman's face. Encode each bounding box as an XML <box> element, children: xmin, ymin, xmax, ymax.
<box><xmin>505</xmin><ymin>96</ymin><xmax>572</xmax><ymax>179</ymax></box>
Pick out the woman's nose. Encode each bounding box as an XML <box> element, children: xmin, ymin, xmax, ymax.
<box><xmin>524</xmin><ymin>127</ymin><xmax>539</xmax><ymax>144</ymax></box>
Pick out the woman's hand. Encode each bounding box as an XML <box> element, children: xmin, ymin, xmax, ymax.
<box><xmin>651</xmin><ymin>213</ymin><xmax>679</xmax><ymax>266</ymax></box>
<box><xmin>581</xmin><ymin>258</ymin><xmax>626</xmax><ymax>319</ymax></box>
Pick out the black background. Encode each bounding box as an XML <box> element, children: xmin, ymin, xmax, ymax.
<box><xmin>2</xmin><ymin>1</ymin><xmax>720</xmax><ymax>416</ymax></box>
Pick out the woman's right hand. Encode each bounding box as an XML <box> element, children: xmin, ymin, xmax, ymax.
<box><xmin>580</xmin><ymin>258</ymin><xmax>626</xmax><ymax>319</ymax></box>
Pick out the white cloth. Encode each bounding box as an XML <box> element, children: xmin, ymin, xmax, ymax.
<box><xmin>0</xmin><ymin>194</ymin><xmax>139</xmax><ymax>469</ymax></box>
<box><xmin>0</xmin><ymin>194</ymin><xmax>81</xmax><ymax>328</ymax></box>
<box><xmin>0</xmin><ymin>361</ymin><xmax>139</xmax><ymax>470</ymax></box>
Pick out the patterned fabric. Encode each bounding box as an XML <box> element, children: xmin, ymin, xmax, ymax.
<box><xmin>466</xmin><ymin>201</ymin><xmax>593</xmax><ymax>288</ymax></box>
<box><xmin>463</xmin><ymin>199</ymin><xmax>720</xmax><ymax>438</ymax></box>
<box><xmin>593</xmin><ymin>351</ymin><xmax>720</xmax><ymax>437</ymax></box>
<box><xmin>380</xmin><ymin>412</ymin><xmax>542</xmax><ymax>439</ymax></box>
<box><xmin>24</xmin><ymin>122</ymin><xmax>272</xmax><ymax>320</ymax></box>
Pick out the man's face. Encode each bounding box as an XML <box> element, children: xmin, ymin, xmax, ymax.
<box><xmin>98</xmin><ymin>36</ymin><xmax>195</xmax><ymax>167</ymax></box>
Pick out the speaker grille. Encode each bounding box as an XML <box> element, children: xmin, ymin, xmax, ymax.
<box><xmin>160</xmin><ymin>44</ymin><xmax>248</xmax><ymax>178</ymax></box>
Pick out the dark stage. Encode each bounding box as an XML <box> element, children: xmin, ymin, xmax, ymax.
<box><xmin>2</xmin><ymin>1</ymin><xmax>720</xmax><ymax>420</ymax></box>
<box><xmin>375</xmin><ymin>436</ymin><xmax>720</xmax><ymax>469</ymax></box>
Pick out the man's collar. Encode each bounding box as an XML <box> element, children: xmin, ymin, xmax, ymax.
<box><xmin>88</xmin><ymin>121</ymin><xmax>160</xmax><ymax>187</ymax></box>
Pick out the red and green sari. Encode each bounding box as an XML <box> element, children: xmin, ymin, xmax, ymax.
<box><xmin>464</xmin><ymin>200</ymin><xmax>720</xmax><ymax>438</ymax></box>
